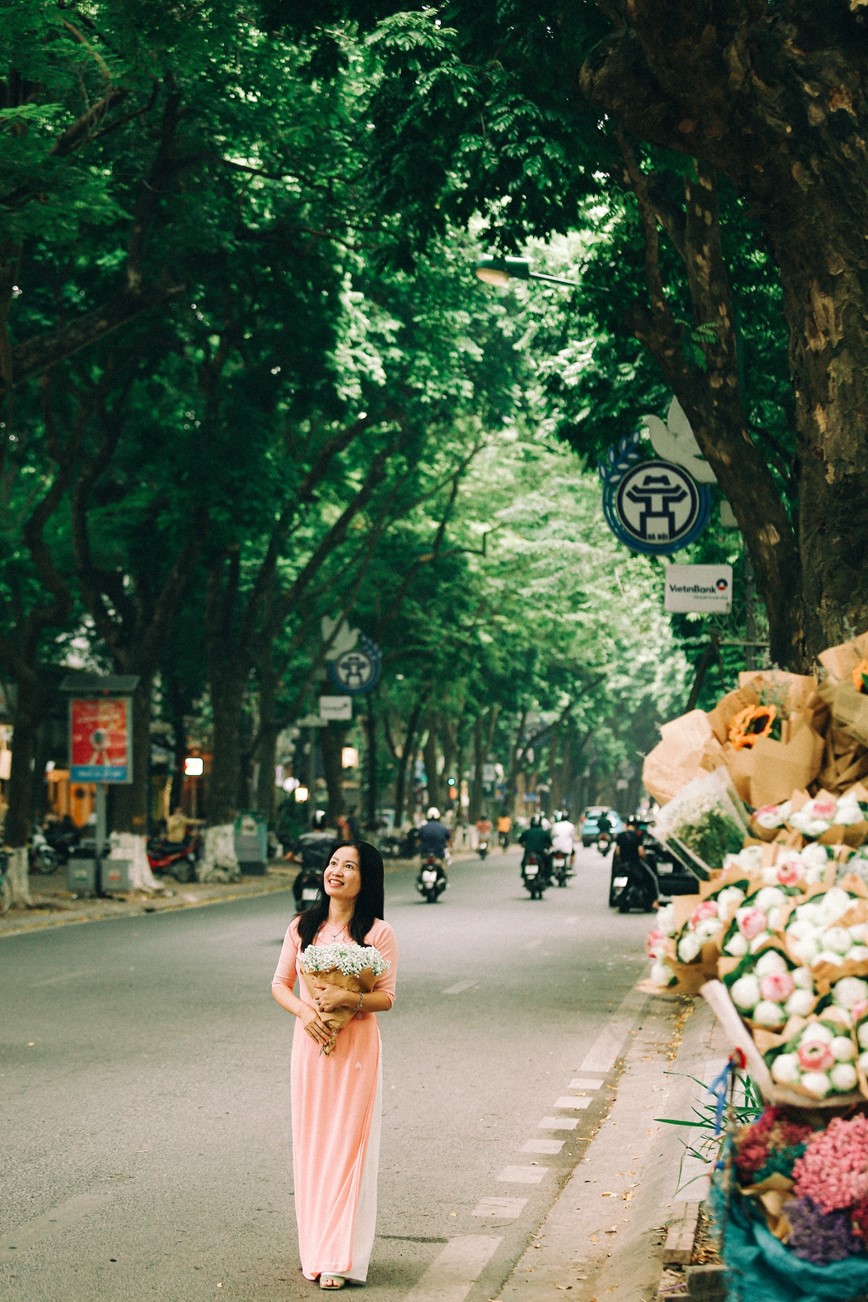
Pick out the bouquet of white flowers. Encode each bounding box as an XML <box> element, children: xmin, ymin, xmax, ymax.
<box><xmin>298</xmin><ymin>942</ymin><xmax>391</xmax><ymax>1055</ymax></box>
<box><xmin>653</xmin><ymin>769</ymin><xmax>749</xmax><ymax>877</ymax></box>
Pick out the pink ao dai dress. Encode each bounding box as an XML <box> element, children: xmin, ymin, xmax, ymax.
<box><xmin>272</xmin><ymin>917</ymin><xmax>398</xmax><ymax>1283</ymax></box>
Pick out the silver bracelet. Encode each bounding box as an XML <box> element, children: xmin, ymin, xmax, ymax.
<box><xmin>355</xmin><ymin>991</ymin><xmax>364</xmax><ymax>1013</ymax></box>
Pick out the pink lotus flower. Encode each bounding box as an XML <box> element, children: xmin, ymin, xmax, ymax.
<box><xmin>810</xmin><ymin>798</ymin><xmax>837</xmax><ymax>820</ymax></box>
<box><xmin>797</xmin><ymin>1041</ymin><xmax>835</xmax><ymax>1073</ymax></box>
<box><xmin>776</xmin><ymin>861</ymin><xmax>802</xmax><ymax>886</ymax></box>
<box><xmin>739</xmin><ymin>908</ymin><xmax>768</xmax><ymax>941</ymax></box>
<box><xmin>690</xmin><ymin>901</ymin><xmax>718</xmax><ymax>927</ymax></box>
<box><xmin>645</xmin><ymin>929</ymin><xmax>666</xmax><ymax>957</ymax></box>
<box><xmin>761</xmin><ymin>971</ymin><xmax>795</xmax><ymax>1002</ymax></box>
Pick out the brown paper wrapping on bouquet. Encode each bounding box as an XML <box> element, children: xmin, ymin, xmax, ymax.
<box><xmin>818</xmin><ymin>631</ymin><xmax>868</xmax><ymax>684</ymax></box>
<box><xmin>821</xmin><ymin>681</ymin><xmax>868</xmax><ymax>750</ymax></box>
<box><xmin>737</xmin><ymin>670</ymin><xmax>820</xmax><ymax>714</ymax></box>
<box><xmin>721</xmin><ymin>743</ymin><xmax>754</xmax><ymax>804</ymax></box>
<box><xmin>786</xmin><ymin>786</ymin><xmax>868</xmax><ymax>847</ymax></box>
<box><xmin>641</xmin><ymin>710</ymin><xmax>725</xmax><ymax>805</ymax></box>
<box><xmin>300</xmin><ymin>965</ymin><xmax>379</xmax><ymax>1055</ymax></box>
<box><xmin>745</xmin><ymin>716</ymin><xmax>826</xmax><ymax>810</ymax></box>
<box><xmin>819</xmin><ymin>727</ymin><xmax>868</xmax><ymax>793</ymax></box>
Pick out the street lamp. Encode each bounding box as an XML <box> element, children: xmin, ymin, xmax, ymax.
<box><xmin>475</xmin><ymin>255</ymin><xmax>580</xmax><ymax>289</ymax></box>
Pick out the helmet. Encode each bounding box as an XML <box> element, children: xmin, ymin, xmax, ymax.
<box><xmin>530</xmin><ymin>814</ymin><xmax>542</xmax><ymax>827</ymax></box>
<box><xmin>426</xmin><ymin>807</ymin><xmax>440</xmax><ymax>820</ymax></box>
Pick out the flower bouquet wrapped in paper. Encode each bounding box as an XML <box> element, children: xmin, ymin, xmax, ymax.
<box><xmin>652</xmin><ymin>768</ymin><xmax>750</xmax><ymax>878</ymax></box>
<box><xmin>818</xmin><ymin>630</ymin><xmax>868</xmax><ymax>749</ymax></box>
<box><xmin>641</xmin><ymin>709</ymin><xmax>725</xmax><ymax>805</ymax></box>
<box><xmin>298</xmin><ymin>942</ymin><xmax>391</xmax><ymax>1056</ymax></box>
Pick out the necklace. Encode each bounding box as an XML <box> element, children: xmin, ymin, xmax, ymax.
<box><xmin>324</xmin><ymin>921</ymin><xmax>349</xmax><ymax>941</ymax></box>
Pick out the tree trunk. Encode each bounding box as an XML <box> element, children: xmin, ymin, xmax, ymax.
<box><xmin>363</xmin><ymin>695</ymin><xmax>378</xmax><ymax>832</ymax></box>
<box><xmin>3</xmin><ymin>671</ymin><xmax>48</xmax><ymax>908</ymax></box>
<box><xmin>470</xmin><ymin>717</ymin><xmax>484</xmax><ymax>821</ymax></box>
<box><xmin>392</xmin><ymin>695</ymin><xmax>425</xmax><ymax>827</ymax></box>
<box><xmin>206</xmin><ymin>663</ymin><xmax>245</xmax><ymax>825</ymax></box>
<box><xmin>423</xmin><ymin>728</ymin><xmax>441</xmax><ymax>811</ymax></box>
<box><xmin>580</xmin><ymin>6</ymin><xmax>868</xmax><ymax>665</ymax></box>
<box><xmin>111</xmin><ymin>676</ymin><xmax>153</xmax><ymax>837</ymax></box>
<box><xmin>321</xmin><ymin>721</ymin><xmax>347</xmax><ymax>823</ymax></box>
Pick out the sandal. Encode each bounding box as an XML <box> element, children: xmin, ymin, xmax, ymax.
<box><xmin>320</xmin><ymin>1276</ymin><xmax>346</xmax><ymax>1291</ymax></box>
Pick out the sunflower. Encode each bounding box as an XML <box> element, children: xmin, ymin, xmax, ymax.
<box><xmin>728</xmin><ymin>703</ymin><xmax>779</xmax><ymax>750</ymax></box>
<box><xmin>851</xmin><ymin>660</ymin><xmax>868</xmax><ymax>695</ymax></box>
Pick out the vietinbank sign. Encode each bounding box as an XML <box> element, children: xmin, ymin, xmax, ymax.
<box><xmin>664</xmin><ymin>564</ymin><xmax>733</xmax><ymax>614</ymax></box>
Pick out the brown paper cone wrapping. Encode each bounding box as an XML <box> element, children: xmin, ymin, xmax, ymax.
<box><xmin>819</xmin><ymin>632</ymin><xmax>868</xmax><ymax>683</ymax></box>
<box><xmin>747</xmin><ymin>720</ymin><xmax>826</xmax><ymax>809</ymax></box>
<box><xmin>827</xmin><ymin>682</ymin><xmax>868</xmax><ymax>749</ymax></box>
<box><xmin>737</xmin><ymin>670</ymin><xmax>819</xmax><ymax>714</ymax></box>
<box><xmin>300</xmin><ymin>965</ymin><xmax>379</xmax><ymax>1055</ymax></box>
<box><xmin>642</xmin><ymin>710</ymin><xmax>724</xmax><ymax>805</ymax></box>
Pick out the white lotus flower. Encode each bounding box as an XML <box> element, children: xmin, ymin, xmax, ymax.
<box><xmin>832</xmin><ymin>977</ymin><xmax>868</xmax><ymax>1010</ymax></box>
<box><xmin>753</xmin><ymin>1000</ymin><xmax>785</xmax><ymax>1026</ymax></box>
<box><xmin>730</xmin><ymin>974</ymin><xmax>762</xmax><ymax>1011</ymax></box>
<box><xmin>800</xmin><ymin>1022</ymin><xmax>834</xmax><ymax>1045</ymax></box>
<box><xmin>831</xmin><ymin>1036</ymin><xmax>857</xmax><ymax>1062</ymax></box>
<box><xmin>830</xmin><ymin>1063</ymin><xmax>859</xmax><ymax>1091</ymax></box>
<box><xmin>755</xmin><ymin>951</ymin><xmax>788</xmax><ymax>976</ymax></box>
<box><xmin>800</xmin><ymin>1071</ymin><xmax>832</xmax><ymax>1097</ymax></box>
<box><xmin>770</xmin><ymin>1053</ymin><xmax>800</xmax><ymax>1084</ymax></box>
<box><xmin>785</xmin><ymin>989</ymin><xmax>815</xmax><ymax>1017</ymax></box>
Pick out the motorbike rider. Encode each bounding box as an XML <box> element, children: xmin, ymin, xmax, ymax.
<box><xmin>496</xmin><ymin>812</ymin><xmax>512</xmax><ymax>848</ymax></box>
<box><xmin>474</xmin><ymin>812</ymin><xmax>493</xmax><ymax>848</ymax></box>
<box><xmin>418</xmin><ymin>806</ymin><xmax>451</xmax><ymax>889</ymax></box>
<box><xmin>293</xmin><ymin>811</ymin><xmax>339</xmax><ymax>909</ymax></box>
<box><xmin>550</xmin><ymin>810</ymin><xmax>576</xmax><ymax>869</ymax></box>
<box><xmin>519</xmin><ymin>814</ymin><xmax>553</xmax><ymax>883</ymax></box>
<box><xmin>614</xmin><ymin>816</ymin><xmax>658</xmax><ymax>912</ymax></box>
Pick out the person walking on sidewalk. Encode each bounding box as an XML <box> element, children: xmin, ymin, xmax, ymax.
<box><xmin>272</xmin><ymin>842</ymin><xmax>399</xmax><ymax>1290</ymax></box>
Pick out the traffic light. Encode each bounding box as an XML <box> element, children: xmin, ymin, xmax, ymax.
<box><xmin>447</xmin><ymin>776</ymin><xmax>457</xmax><ymax>799</ymax></box>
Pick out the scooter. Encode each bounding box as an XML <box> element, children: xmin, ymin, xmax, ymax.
<box><xmin>147</xmin><ymin>832</ymin><xmax>199</xmax><ymax>884</ymax></box>
<box><xmin>293</xmin><ymin>865</ymin><xmax>324</xmax><ymax>909</ymax></box>
<box><xmin>416</xmin><ymin>853</ymin><xmax>447</xmax><ymax>903</ymax></box>
<box><xmin>596</xmin><ymin>830</ymin><xmax>612</xmax><ymax>856</ymax></box>
<box><xmin>498</xmin><ymin>831</ymin><xmax>510</xmax><ymax>850</ymax></box>
<box><xmin>551</xmin><ymin>848</ymin><xmax>569</xmax><ymax>887</ymax></box>
<box><xmin>521</xmin><ymin>852</ymin><xmax>547</xmax><ymax>900</ymax></box>
<box><xmin>29</xmin><ymin>828</ymin><xmax>59</xmax><ymax>875</ymax></box>
<box><xmin>42</xmin><ymin>819</ymin><xmax>81</xmax><ymax>866</ymax></box>
<box><xmin>614</xmin><ymin>856</ymin><xmax>659</xmax><ymax>913</ymax></box>
<box><xmin>477</xmin><ymin>837</ymin><xmax>489</xmax><ymax>860</ymax></box>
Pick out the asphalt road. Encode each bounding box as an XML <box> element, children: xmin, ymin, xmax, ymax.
<box><xmin>1</xmin><ymin>844</ymin><xmax>655</xmax><ymax>1301</ymax></box>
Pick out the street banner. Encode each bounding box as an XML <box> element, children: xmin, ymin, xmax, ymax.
<box><xmin>69</xmin><ymin>697</ymin><xmax>132</xmax><ymax>783</ymax></box>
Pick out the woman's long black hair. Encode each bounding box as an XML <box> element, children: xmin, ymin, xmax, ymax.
<box><xmin>297</xmin><ymin>840</ymin><xmax>385</xmax><ymax>950</ymax></box>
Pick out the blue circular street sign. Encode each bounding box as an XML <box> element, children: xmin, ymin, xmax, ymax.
<box><xmin>602</xmin><ymin>458</ymin><xmax>711</xmax><ymax>555</ymax></box>
<box><xmin>327</xmin><ymin>635</ymin><xmax>382</xmax><ymax>695</ymax></box>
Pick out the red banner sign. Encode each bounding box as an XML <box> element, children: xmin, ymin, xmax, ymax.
<box><xmin>69</xmin><ymin>697</ymin><xmax>132</xmax><ymax>784</ymax></box>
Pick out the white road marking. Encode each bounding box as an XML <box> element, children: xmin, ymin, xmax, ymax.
<box><xmin>472</xmin><ymin>1196</ymin><xmax>527</xmax><ymax>1219</ymax></box>
<box><xmin>31</xmin><ymin>969</ymin><xmax>95</xmax><ymax>987</ymax></box>
<box><xmin>498</xmin><ymin>1165</ymin><xmax>547</xmax><ymax>1184</ymax></box>
<box><xmin>521</xmin><ymin>1138</ymin><xmax>564</xmax><ymax>1154</ymax></box>
<box><xmin>402</xmin><ymin>1235</ymin><xmax>502</xmax><ymax>1302</ymax></box>
<box><xmin>538</xmin><ymin>1115</ymin><xmax>579</xmax><ymax>1130</ymax></box>
<box><xmin>570</xmin><ymin>1077</ymin><xmax>604</xmax><ymax>1091</ymax></box>
<box><xmin>443</xmin><ymin>980</ymin><xmax>477</xmax><ymax>995</ymax></box>
<box><xmin>555</xmin><ymin>1095</ymin><xmax>591</xmax><ymax>1109</ymax></box>
<box><xmin>0</xmin><ymin>1193</ymin><xmax>111</xmax><ymax>1250</ymax></box>
<box><xmin>578</xmin><ymin>987</ymin><xmax>645</xmax><ymax>1076</ymax></box>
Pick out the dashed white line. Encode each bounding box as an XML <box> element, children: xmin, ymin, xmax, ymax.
<box><xmin>521</xmin><ymin>1138</ymin><xmax>564</xmax><ymax>1155</ymax></box>
<box><xmin>538</xmin><ymin>1115</ymin><xmax>579</xmax><ymax>1130</ymax></box>
<box><xmin>569</xmin><ymin>1077</ymin><xmax>604</xmax><ymax>1091</ymax></box>
<box><xmin>402</xmin><ymin>1234</ymin><xmax>502</xmax><ymax>1301</ymax></box>
<box><xmin>443</xmin><ymin>980</ymin><xmax>478</xmax><ymax>995</ymax></box>
<box><xmin>555</xmin><ymin>1095</ymin><xmax>592</xmax><ymax>1110</ymax></box>
<box><xmin>497</xmin><ymin>1165</ymin><xmax>547</xmax><ymax>1184</ymax></box>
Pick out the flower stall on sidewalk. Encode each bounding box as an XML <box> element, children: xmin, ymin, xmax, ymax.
<box><xmin>643</xmin><ymin>632</ymin><xmax>868</xmax><ymax>1302</ymax></box>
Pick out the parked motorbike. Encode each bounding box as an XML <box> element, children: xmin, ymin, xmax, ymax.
<box><xmin>521</xmin><ymin>852</ymin><xmax>548</xmax><ymax>900</ymax></box>
<box><xmin>477</xmin><ymin>837</ymin><xmax>489</xmax><ymax>860</ymax></box>
<box><xmin>416</xmin><ymin>853</ymin><xmax>447</xmax><ymax>903</ymax></box>
<box><xmin>611</xmin><ymin>850</ymin><xmax>658</xmax><ymax>913</ymax></box>
<box><xmin>29</xmin><ymin>828</ymin><xmax>59</xmax><ymax>875</ymax></box>
<box><xmin>42</xmin><ymin>817</ymin><xmax>81</xmax><ymax>866</ymax></box>
<box><xmin>147</xmin><ymin>832</ymin><xmax>200</xmax><ymax>884</ymax></box>
<box><xmin>551</xmin><ymin>848</ymin><xmax>570</xmax><ymax>887</ymax></box>
<box><xmin>379</xmin><ymin>826</ymin><xmax>420</xmax><ymax>859</ymax></box>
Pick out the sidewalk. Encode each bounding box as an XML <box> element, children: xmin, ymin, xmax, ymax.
<box><xmin>499</xmin><ymin>990</ymin><xmax>730</xmax><ymax>1302</ymax></box>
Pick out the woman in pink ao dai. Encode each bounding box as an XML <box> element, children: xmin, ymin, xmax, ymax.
<box><xmin>272</xmin><ymin>840</ymin><xmax>398</xmax><ymax>1291</ymax></box>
